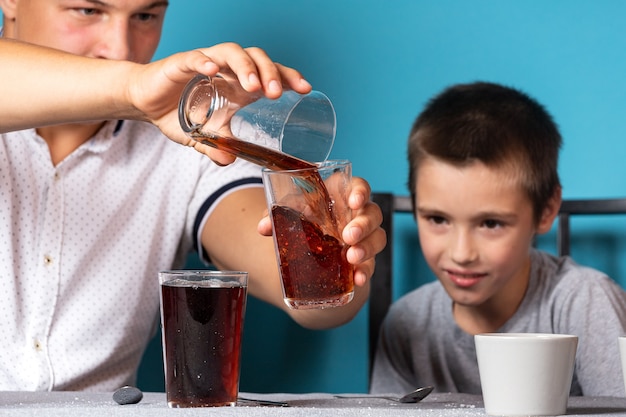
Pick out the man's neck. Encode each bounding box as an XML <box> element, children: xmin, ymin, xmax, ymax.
<box><xmin>37</xmin><ymin>122</ymin><xmax>107</xmax><ymax>166</ymax></box>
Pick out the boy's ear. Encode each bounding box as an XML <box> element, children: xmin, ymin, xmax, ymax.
<box><xmin>0</xmin><ymin>0</ymin><xmax>18</xmax><ymax>20</ymax></box>
<box><xmin>536</xmin><ymin>187</ymin><xmax>562</xmax><ymax>234</ymax></box>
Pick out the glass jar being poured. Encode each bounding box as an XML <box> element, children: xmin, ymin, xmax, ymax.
<box><xmin>178</xmin><ymin>74</ymin><xmax>336</xmax><ymax>170</ymax></box>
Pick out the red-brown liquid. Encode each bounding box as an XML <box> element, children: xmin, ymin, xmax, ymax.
<box><xmin>194</xmin><ymin>131</ymin><xmax>340</xmax><ymax>236</ymax></box>
<box><xmin>161</xmin><ymin>281</ymin><xmax>247</xmax><ymax>407</ymax></box>
<box><xmin>192</xmin><ymin>131</ymin><xmax>352</xmax><ymax>307</ymax></box>
<box><xmin>272</xmin><ymin>205</ymin><xmax>354</xmax><ymax>309</ymax></box>
<box><xmin>193</xmin><ymin>132</ymin><xmax>315</xmax><ymax>171</ymax></box>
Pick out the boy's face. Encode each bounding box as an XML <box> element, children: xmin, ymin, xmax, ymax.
<box><xmin>1</xmin><ymin>0</ymin><xmax>168</xmax><ymax>63</ymax></box>
<box><xmin>414</xmin><ymin>158</ymin><xmax>554</xmax><ymax>311</ymax></box>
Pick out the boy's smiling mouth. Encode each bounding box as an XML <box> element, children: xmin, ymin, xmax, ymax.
<box><xmin>445</xmin><ymin>269</ymin><xmax>487</xmax><ymax>288</ymax></box>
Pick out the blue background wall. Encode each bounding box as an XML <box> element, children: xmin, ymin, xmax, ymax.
<box><xmin>149</xmin><ymin>0</ymin><xmax>626</xmax><ymax>394</ymax></box>
<box><xmin>6</xmin><ymin>0</ymin><xmax>626</xmax><ymax>394</ymax></box>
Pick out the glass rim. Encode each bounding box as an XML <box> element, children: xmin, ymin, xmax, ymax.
<box><xmin>261</xmin><ymin>158</ymin><xmax>351</xmax><ymax>175</ymax></box>
<box><xmin>159</xmin><ymin>270</ymin><xmax>248</xmax><ymax>286</ymax></box>
<box><xmin>159</xmin><ymin>269</ymin><xmax>248</xmax><ymax>276</ymax></box>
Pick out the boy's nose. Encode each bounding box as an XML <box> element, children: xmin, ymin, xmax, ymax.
<box><xmin>449</xmin><ymin>230</ymin><xmax>478</xmax><ymax>265</ymax></box>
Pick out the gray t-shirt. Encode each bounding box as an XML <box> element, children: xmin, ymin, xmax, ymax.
<box><xmin>370</xmin><ymin>249</ymin><xmax>626</xmax><ymax>397</ymax></box>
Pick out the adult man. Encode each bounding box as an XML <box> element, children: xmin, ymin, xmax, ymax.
<box><xmin>0</xmin><ymin>1</ymin><xmax>384</xmax><ymax>391</ymax></box>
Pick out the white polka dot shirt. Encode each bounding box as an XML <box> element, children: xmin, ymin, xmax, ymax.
<box><xmin>0</xmin><ymin>120</ymin><xmax>262</xmax><ymax>391</ymax></box>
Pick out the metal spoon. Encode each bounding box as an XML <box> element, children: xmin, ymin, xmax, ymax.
<box><xmin>334</xmin><ymin>385</ymin><xmax>434</xmax><ymax>403</ymax></box>
<box><xmin>237</xmin><ymin>396</ymin><xmax>289</xmax><ymax>407</ymax></box>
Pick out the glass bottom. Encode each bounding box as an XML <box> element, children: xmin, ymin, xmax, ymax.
<box><xmin>284</xmin><ymin>291</ymin><xmax>354</xmax><ymax>310</ymax></box>
<box><xmin>167</xmin><ymin>400</ymin><xmax>236</xmax><ymax>408</ymax></box>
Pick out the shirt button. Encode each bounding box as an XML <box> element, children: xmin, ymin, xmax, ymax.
<box><xmin>54</xmin><ymin>172</ymin><xmax>60</xmax><ymax>181</ymax></box>
<box><xmin>34</xmin><ymin>339</ymin><xmax>42</xmax><ymax>351</ymax></box>
<box><xmin>43</xmin><ymin>255</ymin><xmax>53</xmax><ymax>265</ymax></box>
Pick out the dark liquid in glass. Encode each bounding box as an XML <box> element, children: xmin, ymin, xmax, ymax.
<box><xmin>161</xmin><ymin>281</ymin><xmax>247</xmax><ymax>407</ymax></box>
<box><xmin>272</xmin><ymin>205</ymin><xmax>354</xmax><ymax>309</ymax></box>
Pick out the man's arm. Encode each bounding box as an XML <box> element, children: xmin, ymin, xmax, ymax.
<box><xmin>0</xmin><ymin>39</ymin><xmax>311</xmax><ymax>164</ymax></box>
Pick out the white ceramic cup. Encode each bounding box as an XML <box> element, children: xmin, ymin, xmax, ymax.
<box><xmin>475</xmin><ymin>333</ymin><xmax>578</xmax><ymax>416</ymax></box>
<box><xmin>618</xmin><ymin>336</ymin><xmax>626</xmax><ymax>395</ymax></box>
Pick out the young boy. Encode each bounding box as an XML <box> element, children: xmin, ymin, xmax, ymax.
<box><xmin>0</xmin><ymin>2</ymin><xmax>385</xmax><ymax>391</ymax></box>
<box><xmin>370</xmin><ymin>82</ymin><xmax>626</xmax><ymax>397</ymax></box>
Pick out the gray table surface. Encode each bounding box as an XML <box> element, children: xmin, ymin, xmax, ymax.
<box><xmin>1</xmin><ymin>391</ymin><xmax>626</xmax><ymax>416</ymax></box>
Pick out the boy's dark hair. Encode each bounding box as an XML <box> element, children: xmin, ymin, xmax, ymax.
<box><xmin>407</xmin><ymin>81</ymin><xmax>562</xmax><ymax>222</ymax></box>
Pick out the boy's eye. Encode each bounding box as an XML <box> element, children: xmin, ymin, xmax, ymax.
<box><xmin>428</xmin><ymin>215</ymin><xmax>447</xmax><ymax>225</ymax></box>
<box><xmin>482</xmin><ymin>219</ymin><xmax>503</xmax><ymax>229</ymax></box>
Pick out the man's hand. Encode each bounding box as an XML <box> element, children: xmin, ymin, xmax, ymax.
<box><xmin>127</xmin><ymin>43</ymin><xmax>312</xmax><ymax>165</ymax></box>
